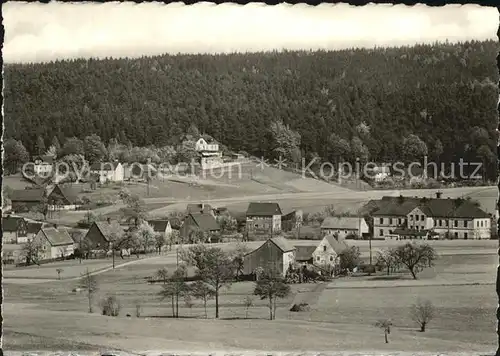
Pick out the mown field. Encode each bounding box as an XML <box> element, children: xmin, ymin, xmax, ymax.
<box><xmin>3</xmin><ymin>239</ymin><xmax>499</xmax><ymax>353</ymax></box>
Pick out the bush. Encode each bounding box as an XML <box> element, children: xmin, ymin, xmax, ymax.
<box><xmin>100</xmin><ymin>296</ymin><xmax>121</xmax><ymax>316</ymax></box>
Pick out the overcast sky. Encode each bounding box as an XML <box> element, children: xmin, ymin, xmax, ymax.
<box><xmin>3</xmin><ymin>2</ymin><xmax>498</xmax><ymax>63</ymax></box>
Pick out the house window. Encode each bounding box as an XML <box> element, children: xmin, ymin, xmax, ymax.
<box><xmin>316</xmin><ymin>256</ymin><xmax>320</xmax><ymax>261</ymax></box>
<box><xmin>463</xmin><ymin>220</ymin><xmax>467</xmax><ymax>228</ymax></box>
<box><xmin>329</xmin><ymin>256</ymin><xmax>333</xmax><ymax>262</ymax></box>
<box><xmin>421</xmin><ymin>215</ymin><xmax>425</xmax><ymax>221</ymax></box>
<box><xmin>454</xmin><ymin>232</ymin><xmax>458</xmax><ymax>239</ymax></box>
<box><xmin>379</xmin><ymin>218</ymin><xmax>383</xmax><ymax>224</ymax></box>
<box><xmin>481</xmin><ymin>221</ymin><xmax>484</xmax><ymax>228</ymax></box>
<box><xmin>379</xmin><ymin>229</ymin><xmax>383</xmax><ymax>236</ymax></box>
<box><xmin>416</xmin><ymin>215</ymin><xmax>419</xmax><ymax>221</ymax></box>
<box><xmin>398</xmin><ymin>218</ymin><xmax>402</xmax><ymax>225</ymax></box>
<box><xmin>323</xmin><ymin>246</ymin><xmax>326</xmax><ymax>252</ymax></box>
<box><xmin>464</xmin><ymin>232</ymin><xmax>468</xmax><ymax>239</ymax></box>
<box><xmin>344</xmin><ymin>230</ymin><xmax>347</xmax><ymax>234</ymax></box>
<box><xmin>454</xmin><ymin>220</ymin><xmax>458</xmax><ymax>228</ymax></box>
<box><xmin>389</xmin><ymin>218</ymin><xmax>393</xmax><ymax>224</ymax></box>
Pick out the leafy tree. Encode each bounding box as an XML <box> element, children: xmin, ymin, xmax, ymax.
<box><xmin>78</xmin><ymin>269</ymin><xmax>99</xmax><ymax>313</ymax></box>
<box><xmin>376</xmin><ymin>249</ymin><xmax>397</xmax><ymax>275</ymax></box>
<box><xmin>22</xmin><ymin>237</ymin><xmax>43</xmax><ymax>266</ymax></box>
<box><xmin>51</xmin><ymin>137</ymin><xmax>61</xmax><ymax>156</ymax></box>
<box><xmin>269</xmin><ymin>119</ymin><xmax>301</xmax><ymax>163</ymax></box>
<box><xmin>84</xmin><ymin>134</ymin><xmax>107</xmax><ymax>164</ymax></box>
<box><xmin>253</xmin><ymin>270</ymin><xmax>291</xmax><ymax>320</ymax></box>
<box><xmin>176</xmin><ymin>139</ymin><xmax>198</xmax><ymax>164</ymax></box>
<box><xmin>217</xmin><ymin>214</ymin><xmax>238</xmax><ymax>234</ymax></box>
<box><xmin>230</xmin><ymin>242</ymin><xmax>250</xmax><ymax>279</ymax></box>
<box><xmin>328</xmin><ymin>133</ymin><xmax>351</xmax><ymax>164</ymax></box>
<box><xmin>181</xmin><ymin>245</ymin><xmax>235</xmax><ymax>318</ymax></box>
<box><xmin>158</xmin><ymin>265</ymin><xmax>189</xmax><ymax>318</ymax></box>
<box><xmin>190</xmin><ymin>280</ymin><xmax>216</xmax><ymax>318</ymax></box>
<box><xmin>402</xmin><ymin>134</ymin><xmax>428</xmax><ymax>163</ymax></box>
<box><xmin>186</xmin><ymin>123</ymin><xmax>200</xmax><ymax>138</ymax></box>
<box><xmin>120</xmin><ymin>192</ymin><xmax>147</xmax><ymax>227</ymax></box>
<box><xmin>4</xmin><ymin>138</ymin><xmax>29</xmax><ymax>174</ymax></box>
<box><xmin>243</xmin><ymin>295</ymin><xmax>254</xmax><ymax>319</ymax></box>
<box><xmin>339</xmin><ymin>246</ymin><xmax>361</xmax><ymax>272</ymax></box>
<box><xmin>350</xmin><ymin>136</ymin><xmax>369</xmax><ymax>165</ymax></box>
<box><xmin>36</xmin><ymin>136</ymin><xmax>46</xmax><ymax>156</ymax></box>
<box><xmin>410</xmin><ymin>299</ymin><xmax>435</xmax><ymax>332</ymax></box>
<box><xmin>61</xmin><ymin>137</ymin><xmax>85</xmax><ymax>157</ymax></box>
<box><xmin>136</xmin><ymin>221</ymin><xmax>156</xmax><ymax>254</ymax></box>
<box><xmin>391</xmin><ymin>243</ymin><xmax>437</xmax><ymax>279</ymax></box>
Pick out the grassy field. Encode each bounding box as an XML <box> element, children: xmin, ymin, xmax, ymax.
<box><xmin>3</xmin><ymin>239</ymin><xmax>499</xmax><ymax>353</ymax></box>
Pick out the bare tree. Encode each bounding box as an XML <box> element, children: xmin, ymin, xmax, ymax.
<box><xmin>376</xmin><ymin>249</ymin><xmax>397</xmax><ymax>275</ymax></box>
<box><xmin>190</xmin><ymin>280</ymin><xmax>215</xmax><ymax>318</ymax></box>
<box><xmin>410</xmin><ymin>299</ymin><xmax>435</xmax><ymax>332</ymax></box>
<box><xmin>244</xmin><ymin>295</ymin><xmax>254</xmax><ymax>319</ymax></box>
<box><xmin>56</xmin><ymin>268</ymin><xmax>64</xmax><ymax>280</ymax></box>
<box><xmin>375</xmin><ymin>319</ymin><xmax>392</xmax><ymax>343</ymax></box>
<box><xmin>391</xmin><ymin>243</ymin><xmax>437</xmax><ymax>279</ymax></box>
<box><xmin>158</xmin><ymin>266</ymin><xmax>189</xmax><ymax>318</ymax></box>
<box><xmin>230</xmin><ymin>242</ymin><xmax>249</xmax><ymax>279</ymax></box>
<box><xmin>78</xmin><ymin>269</ymin><xmax>99</xmax><ymax>313</ymax></box>
<box><xmin>181</xmin><ymin>245</ymin><xmax>235</xmax><ymax>318</ymax></box>
<box><xmin>253</xmin><ymin>270</ymin><xmax>291</xmax><ymax>320</ymax></box>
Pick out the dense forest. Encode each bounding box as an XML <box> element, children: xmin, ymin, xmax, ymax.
<box><xmin>3</xmin><ymin>40</ymin><xmax>499</xmax><ymax>179</ymax></box>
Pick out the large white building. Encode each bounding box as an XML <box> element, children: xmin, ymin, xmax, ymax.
<box><xmin>195</xmin><ymin>137</ymin><xmax>223</xmax><ymax>169</ymax></box>
<box><xmin>370</xmin><ymin>194</ymin><xmax>491</xmax><ymax>240</ymax></box>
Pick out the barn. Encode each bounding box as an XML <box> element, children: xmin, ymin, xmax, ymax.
<box><xmin>243</xmin><ymin>236</ymin><xmax>296</xmax><ymax>277</ymax></box>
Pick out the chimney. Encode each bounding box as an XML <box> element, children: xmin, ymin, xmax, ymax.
<box><xmin>107</xmin><ymin>217</ymin><xmax>111</xmax><ymax>224</ymax></box>
<box><xmin>436</xmin><ymin>191</ymin><xmax>443</xmax><ymax>199</ymax></box>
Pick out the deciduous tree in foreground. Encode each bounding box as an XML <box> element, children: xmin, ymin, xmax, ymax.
<box><xmin>391</xmin><ymin>243</ymin><xmax>437</xmax><ymax>279</ymax></box>
<box><xmin>375</xmin><ymin>319</ymin><xmax>393</xmax><ymax>344</ymax></box>
<box><xmin>79</xmin><ymin>269</ymin><xmax>99</xmax><ymax>313</ymax></box>
<box><xmin>253</xmin><ymin>270</ymin><xmax>291</xmax><ymax>320</ymax></box>
<box><xmin>410</xmin><ymin>299</ymin><xmax>435</xmax><ymax>332</ymax></box>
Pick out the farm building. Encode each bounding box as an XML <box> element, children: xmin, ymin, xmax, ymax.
<box><xmin>27</xmin><ymin>221</ymin><xmax>44</xmax><ymax>240</ymax></box>
<box><xmin>10</xmin><ymin>188</ymin><xmax>45</xmax><ymax>212</ymax></box>
<box><xmin>32</xmin><ymin>226</ymin><xmax>75</xmax><ymax>260</ymax></box>
<box><xmin>281</xmin><ymin>209</ymin><xmax>303</xmax><ymax>232</ymax></box>
<box><xmin>295</xmin><ymin>245</ymin><xmax>316</xmax><ymax>265</ymax></box>
<box><xmin>147</xmin><ymin>219</ymin><xmax>173</xmax><ymax>239</ymax></box>
<box><xmin>370</xmin><ymin>194</ymin><xmax>492</xmax><ymax>239</ymax></box>
<box><xmin>83</xmin><ymin>220</ymin><xmax>125</xmax><ymax>250</ymax></box>
<box><xmin>89</xmin><ymin>161</ymin><xmax>124</xmax><ymax>183</ymax></box>
<box><xmin>311</xmin><ymin>235</ymin><xmax>349</xmax><ymax>273</ymax></box>
<box><xmin>2</xmin><ymin>215</ymin><xmax>29</xmax><ymax>244</ymax></box>
<box><xmin>243</xmin><ymin>236</ymin><xmax>296</xmax><ymax>277</ymax></box>
<box><xmin>320</xmin><ymin>216</ymin><xmax>369</xmax><ymax>240</ymax></box>
<box><xmin>246</xmin><ymin>202</ymin><xmax>283</xmax><ymax>236</ymax></box>
<box><xmin>47</xmin><ymin>184</ymin><xmax>80</xmax><ymax>211</ymax></box>
<box><xmin>179</xmin><ymin>213</ymin><xmax>220</xmax><ymax>242</ymax></box>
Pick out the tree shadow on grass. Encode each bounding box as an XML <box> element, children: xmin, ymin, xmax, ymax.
<box><xmin>220</xmin><ymin>316</ymin><xmax>265</xmax><ymax>320</ymax></box>
<box><xmin>146</xmin><ymin>315</ymin><xmax>200</xmax><ymax>319</ymax></box>
<box><xmin>368</xmin><ymin>275</ymin><xmax>408</xmax><ymax>281</ymax></box>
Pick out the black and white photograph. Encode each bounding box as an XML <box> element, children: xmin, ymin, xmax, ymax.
<box><xmin>2</xmin><ymin>2</ymin><xmax>500</xmax><ymax>355</ymax></box>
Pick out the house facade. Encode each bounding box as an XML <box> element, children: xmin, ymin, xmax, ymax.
<box><xmin>47</xmin><ymin>184</ymin><xmax>80</xmax><ymax>211</ymax></box>
<box><xmin>90</xmin><ymin>161</ymin><xmax>124</xmax><ymax>183</ymax></box>
<box><xmin>10</xmin><ymin>189</ymin><xmax>45</xmax><ymax>212</ymax></box>
<box><xmin>84</xmin><ymin>221</ymin><xmax>123</xmax><ymax>250</ymax></box>
<box><xmin>246</xmin><ymin>202</ymin><xmax>282</xmax><ymax>236</ymax></box>
<box><xmin>147</xmin><ymin>220</ymin><xmax>173</xmax><ymax>239</ymax></box>
<box><xmin>32</xmin><ymin>226</ymin><xmax>75</xmax><ymax>260</ymax></box>
<box><xmin>180</xmin><ymin>213</ymin><xmax>220</xmax><ymax>242</ymax></box>
<box><xmin>311</xmin><ymin>235</ymin><xmax>348</xmax><ymax>274</ymax></box>
<box><xmin>320</xmin><ymin>216</ymin><xmax>369</xmax><ymax>240</ymax></box>
<box><xmin>195</xmin><ymin>137</ymin><xmax>223</xmax><ymax>169</ymax></box>
<box><xmin>371</xmin><ymin>194</ymin><xmax>492</xmax><ymax>240</ymax></box>
<box><xmin>33</xmin><ymin>155</ymin><xmax>55</xmax><ymax>176</ymax></box>
<box><xmin>243</xmin><ymin>236</ymin><xmax>296</xmax><ymax>277</ymax></box>
<box><xmin>281</xmin><ymin>209</ymin><xmax>303</xmax><ymax>232</ymax></box>
<box><xmin>2</xmin><ymin>215</ymin><xmax>28</xmax><ymax>244</ymax></box>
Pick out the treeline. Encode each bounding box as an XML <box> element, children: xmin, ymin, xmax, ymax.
<box><xmin>4</xmin><ymin>40</ymin><xmax>499</xmax><ymax>178</ymax></box>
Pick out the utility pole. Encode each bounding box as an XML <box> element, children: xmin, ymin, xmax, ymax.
<box><xmin>112</xmin><ymin>241</ymin><xmax>115</xmax><ymax>270</ymax></box>
<box><xmin>79</xmin><ymin>234</ymin><xmax>82</xmax><ymax>264</ymax></box>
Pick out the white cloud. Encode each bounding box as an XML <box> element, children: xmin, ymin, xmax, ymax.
<box><xmin>3</xmin><ymin>2</ymin><xmax>498</xmax><ymax>63</ymax></box>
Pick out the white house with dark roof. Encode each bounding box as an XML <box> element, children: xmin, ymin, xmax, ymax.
<box><xmin>246</xmin><ymin>202</ymin><xmax>283</xmax><ymax>236</ymax></box>
<box><xmin>2</xmin><ymin>215</ymin><xmax>28</xmax><ymax>244</ymax></box>
<box><xmin>147</xmin><ymin>219</ymin><xmax>173</xmax><ymax>239</ymax></box>
<box><xmin>47</xmin><ymin>184</ymin><xmax>81</xmax><ymax>211</ymax></box>
<box><xmin>320</xmin><ymin>216</ymin><xmax>369</xmax><ymax>240</ymax></box>
<box><xmin>90</xmin><ymin>161</ymin><xmax>124</xmax><ymax>183</ymax></box>
<box><xmin>312</xmin><ymin>235</ymin><xmax>348</xmax><ymax>272</ymax></box>
<box><xmin>370</xmin><ymin>194</ymin><xmax>492</xmax><ymax>239</ymax></box>
<box><xmin>33</xmin><ymin>155</ymin><xmax>55</xmax><ymax>176</ymax></box>
<box><xmin>243</xmin><ymin>236</ymin><xmax>296</xmax><ymax>277</ymax></box>
<box><xmin>32</xmin><ymin>226</ymin><xmax>74</xmax><ymax>260</ymax></box>
<box><xmin>195</xmin><ymin>137</ymin><xmax>222</xmax><ymax>169</ymax></box>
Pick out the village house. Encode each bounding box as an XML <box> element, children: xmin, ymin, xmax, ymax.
<box><xmin>371</xmin><ymin>165</ymin><xmax>391</xmax><ymax>182</ymax></box>
<box><xmin>83</xmin><ymin>220</ymin><xmax>125</xmax><ymax>250</ymax></box>
<box><xmin>47</xmin><ymin>184</ymin><xmax>81</xmax><ymax>211</ymax></box>
<box><xmin>320</xmin><ymin>216</ymin><xmax>369</xmax><ymax>240</ymax></box>
<box><xmin>294</xmin><ymin>245</ymin><xmax>316</xmax><ymax>265</ymax></box>
<box><xmin>10</xmin><ymin>188</ymin><xmax>45</xmax><ymax>212</ymax></box>
<box><xmin>180</xmin><ymin>213</ymin><xmax>220</xmax><ymax>242</ymax></box>
<box><xmin>243</xmin><ymin>236</ymin><xmax>296</xmax><ymax>277</ymax></box>
<box><xmin>186</xmin><ymin>203</ymin><xmax>214</xmax><ymax>216</ymax></box>
<box><xmin>2</xmin><ymin>215</ymin><xmax>29</xmax><ymax>244</ymax></box>
<box><xmin>32</xmin><ymin>155</ymin><xmax>55</xmax><ymax>176</ymax></box>
<box><xmin>147</xmin><ymin>219</ymin><xmax>173</xmax><ymax>239</ymax></box>
<box><xmin>32</xmin><ymin>226</ymin><xmax>75</xmax><ymax>260</ymax></box>
<box><xmin>195</xmin><ymin>137</ymin><xmax>223</xmax><ymax>169</ymax></box>
<box><xmin>311</xmin><ymin>235</ymin><xmax>349</xmax><ymax>273</ymax></box>
<box><xmin>246</xmin><ymin>202</ymin><xmax>283</xmax><ymax>236</ymax></box>
<box><xmin>89</xmin><ymin>161</ymin><xmax>124</xmax><ymax>184</ymax></box>
<box><xmin>27</xmin><ymin>221</ymin><xmax>44</xmax><ymax>241</ymax></box>
<box><xmin>281</xmin><ymin>209</ymin><xmax>303</xmax><ymax>232</ymax></box>
<box><xmin>370</xmin><ymin>193</ymin><xmax>492</xmax><ymax>239</ymax></box>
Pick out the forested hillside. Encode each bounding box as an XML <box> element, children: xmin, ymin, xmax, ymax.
<box><xmin>3</xmin><ymin>40</ymin><xmax>499</xmax><ymax>178</ymax></box>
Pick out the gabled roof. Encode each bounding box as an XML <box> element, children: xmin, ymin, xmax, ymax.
<box><xmin>370</xmin><ymin>196</ymin><xmax>490</xmax><ymax>219</ymax></box>
<box><xmin>48</xmin><ymin>185</ymin><xmax>79</xmax><ymax>204</ymax></box>
<box><xmin>34</xmin><ymin>155</ymin><xmax>55</xmax><ymax>164</ymax></box>
<box><xmin>27</xmin><ymin>222</ymin><xmax>43</xmax><ymax>234</ymax></box>
<box><xmin>270</xmin><ymin>236</ymin><xmax>295</xmax><ymax>252</ymax></box>
<box><xmin>94</xmin><ymin>221</ymin><xmax>125</xmax><ymax>242</ymax></box>
<box><xmin>2</xmin><ymin>216</ymin><xmax>26</xmax><ymax>232</ymax></box>
<box><xmin>247</xmin><ymin>202</ymin><xmax>282</xmax><ymax>216</ymax></box>
<box><xmin>90</xmin><ymin>161</ymin><xmax>121</xmax><ymax>171</ymax></box>
<box><xmin>295</xmin><ymin>245</ymin><xmax>316</xmax><ymax>261</ymax></box>
<box><xmin>187</xmin><ymin>203</ymin><xmax>213</xmax><ymax>214</ymax></box>
<box><xmin>147</xmin><ymin>220</ymin><xmax>170</xmax><ymax>232</ymax></box>
<box><xmin>189</xmin><ymin>213</ymin><xmax>220</xmax><ymax>231</ymax></box>
<box><xmin>10</xmin><ymin>189</ymin><xmax>45</xmax><ymax>202</ymax></box>
<box><xmin>324</xmin><ymin>235</ymin><xmax>349</xmax><ymax>254</ymax></box>
<box><xmin>40</xmin><ymin>227</ymin><xmax>74</xmax><ymax>246</ymax></box>
<box><xmin>321</xmin><ymin>216</ymin><xmax>364</xmax><ymax>230</ymax></box>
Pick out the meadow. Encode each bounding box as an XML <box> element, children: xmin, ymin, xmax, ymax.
<box><xmin>3</xmin><ymin>239</ymin><xmax>499</xmax><ymax>353</ymax></box>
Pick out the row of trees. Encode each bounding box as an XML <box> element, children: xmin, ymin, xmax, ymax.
<box><xmin>78</xmin><ymin>244</ymin><xmax>291</xmax><ymax>321</ymax></box>
<box><xmin>376</xmin><ymin>243</ymin><xmax>438</xmax><ymax>279</ymax></box>
<box><xmin>4</xmin><ymin>40</ymin><xmax>498</xmax><ymax>180</ymax></box>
